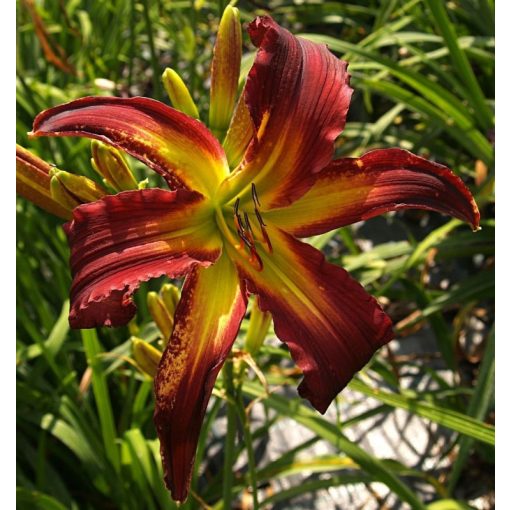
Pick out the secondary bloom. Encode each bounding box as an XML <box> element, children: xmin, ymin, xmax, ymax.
<box><xmin>27</xmin><ymin>14</ymin><xmax>479</xmax><ymax>502</ymax></box>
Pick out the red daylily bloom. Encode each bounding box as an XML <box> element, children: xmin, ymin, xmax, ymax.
<box><xmin>28</xmin><ymin>14</ymin><xmax>479</xmax><ymax>503</ymax></box>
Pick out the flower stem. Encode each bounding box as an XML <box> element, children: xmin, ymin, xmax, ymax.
<box><xmin>245</xmin><ymin>302</ymin><xmax>271</xmax><ymax>356</ymax></box>
<box><xmin>222</xmin><ymin>359</ymin><xmax>237</xmax><ymax>509</ymax></box>
<box><xmin>235</xmin><ymin>389</ymin><xmax>259</xmax><ymax>510</ymax></box>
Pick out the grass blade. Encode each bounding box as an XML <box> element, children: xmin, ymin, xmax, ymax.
<box><xmin>242</xmin><ymin>381</ymin><xmax>428</xmax><ymax>510</ymax></box>
<box><xmin>349</xmin><ymin>379</ymin><xmax>494</xmax><ymax>445</ymax></box>
<box><xmin>424</xmin><ymin>0</ymin><xmax>493</xmax><ymax>130</ymax></box>
<box><xmin>448</xmin><ymin>326</ymin><xmax>495</xmax><ymax>491</ymax></box>
<box><xmin>81</xmin><ymin>329</ymin><xmax>121</xmax><ymax>474</ymax></box>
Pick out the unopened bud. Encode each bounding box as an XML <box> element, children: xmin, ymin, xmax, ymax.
<box><xmin>16</xmin><ymin>144</ymin><xmax>71</xmax><ymax>219</ymax></box>
<box><xmin>131</xmin><ymin>337</ymin><xmax>162</xmax><ymax>378</ymax></box>
<box><xmin>162</xmin><ymin>68</ymin><xmax>200</xmax><ymax>119</ymax></box>
<box><xmin>209</xmin><ymin>5</ymin><xmax>242</xmax><ymax>140</ymax></box>
<box><xmin>50</xmin><ymin>168</ymin><xmax>107</xmax><ymax>207</ymax></box>
<box><xmin>90</xmin><ymin>141</ymin><xmax>138</xmax><ymax>191</ymax></box>
<box><xmin>50</xmin><ymin>175</ymin><xmax>80</xmax><ymax>210</ymax></box>
<box><xmin>147</xmin><ymin>291</ymin><xmax>174</xmax><ymax>343</ymax></box>
<box><xmin>160</xmin><ymin>283</ymin><xmax>180</xmax><ymax>317</ymax></box>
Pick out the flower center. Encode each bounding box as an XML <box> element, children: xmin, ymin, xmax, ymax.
<box><xmin>214</xmin><ymin>183</ymin><xmax>272</xmax><ymax>271</ymax></box>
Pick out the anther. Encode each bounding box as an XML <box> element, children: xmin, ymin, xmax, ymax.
<box><xmin>251</xmin><ymin>182</ymin><xmax>261</xmax><ymax>207</ymax></box>
<box><xmin>232</xmin><ymin>191</ymin><xmax>267</xmax><ymax>271</ymax></box>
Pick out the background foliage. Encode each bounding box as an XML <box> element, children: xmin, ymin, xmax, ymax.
<box><xmin>16</xmin><ymin>0</ymin><xmax>494</xmax><ymax>508</ymax></box>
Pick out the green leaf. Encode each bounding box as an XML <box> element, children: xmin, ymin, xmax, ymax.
<box><xmin>349</xmin><ymin>379</ymin><xmax>494</xmax><ymax>445</ymax></box>
<box><xmin>448</xmin><ymin>326</ymin><xmax>495</xmax><ymax>491</ymax></box>
<box><xmin>81</xmin><ymin>329</ymin><xmax>121</xmax><ymax>474</ymax></box>
<box><xmin>241</xmin><ymin>381</ymin><xmax>428</xmax><ymax>510</ymax></box>
<box><xmin>423</xmin><ymin>0</ymin><xmax>493</xmax><ymax>130</ymax></box>
<box><xmin>259</xmin><ymin>473</ymin><xmax>371</xmax><ymax>507</ymax></box>
<box><xmin>16</xmin><ymin>487</ymin><xmax>69</xmax><ymax>510</ymax></box>
<box><xmin>26</xmin><ymin>300</ymin><xmax>70</xmax><ymax>360</ymax></box>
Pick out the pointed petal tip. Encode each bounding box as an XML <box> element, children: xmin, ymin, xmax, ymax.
<box><xmin>298</xmin><ymin>310</ymin><xmax>393</xmax><ymax>415</ymax></box>
<box><xmin>230</xmin><ymin>227</ymin><xmax>396</xmax><ymax>416</ymax></box>
<box><xmin>154</xmin><ymin>255</ymin><xmax>246</xmax><ymax>504</ymax></box>
<box><xmin>269</xmin><ymin>148</ymin><xmax>481</xmax><ymax>237</ymax></box>
<box><xmin>226</xmin><ymin>14</ymin><xmax>352</xmax><ymax>209</ymax></box>
<box><xmin>469</xmin><ymin>199</ymin><xmax>481</xmax><ymax>232</ymax></box>
<box><xmin>31</xmin><ymin>95</ymin><xmax>228</xmax><ymax>194</ymax></box>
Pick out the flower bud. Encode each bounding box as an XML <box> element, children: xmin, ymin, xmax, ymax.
<box><xmin>131</xmin><ymin>337</ymin><xmax>162</xmax><ymax>378</ymax></box>
<box><xmin>90</xmin><ymin>140</ymin><xmax>138</xmax><ymax>191</ymax></box>
<box><xmin>147</xmin><ymin>291</ymin><xmax>174</xmax><ymax>343</ymax></box>
<box><xmin>16</xmin><ymin>144</ymin><xmax>71</xmax><ymax>219</ymax></box>
<box><xmin>162</xmin><ymin>68</ymin><xmax>200</xmax><ymax>119</ymax></box>
<box><xmin>209</xmin><ymin>5</ymin><xmax>242</xmax><ymax>140</ymax></box>
<box><xmin>49</xmin><ymin>168</ymin><xmax>107</xmax><ymax>205</ymax></box>
<box><xmin>50</xmin><ymin>174</ymin><xmax>80</xmax><ymax>210</ymax></box>
<box><xmin>160</xmin><ymin>283</ymin><xmax>180</xmax><ymax>317</ymax></box>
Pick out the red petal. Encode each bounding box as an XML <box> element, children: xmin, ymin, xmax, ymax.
<box><xmin>31</xmin><ymin>96</ymin><xmax>228</xmax><ymax>196</ymax></box>
<box><xmin>154</xmin><ymin>254</ymin><xmax>247</xmax><ymax>502</ymax></box>
<box><xmin>227</xmin><ymin>227</ymin><xmax>393</xmax><ymax>414</ymax></box>
<box><xmin>267</xmin><ymin>148</ymin><xmax>481</xmax><ymax>236</ymax></box>
<box><xmin>218</xmin><ymin>16</ymin><xmax>353</xmax><ymax>208</ymax></box>
<box><xmin>64</xmin><ymin>188</ymin><xmax>221</xmax><ymax>328</ymax></box>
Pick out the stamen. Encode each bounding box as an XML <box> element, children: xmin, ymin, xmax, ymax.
<box><xmin>254</xmin><ymin>208</ymin><xmax>273</xmax><ymax>254</ymax></box>
<box><xmin>216</xmin><ymin>206</ymin><xmax>262</xmax><ymax>271</ymax></box>
<box><xmin>251</xmin><ymin>182</ymin><xmax>261</xmax><ymax>208</ymax></box>
<box><xmin>238</xmin><ymin>229</ymin><xmax>253</xmax><ymax>249</ymax></box>
<box><xmin>233</xmin><ymin>212</ymin><xmax>243</xmax><ymax>235</ymax></box>
<box><xmin>260</xmin><ymin>228</ymin><xmax>273</xmax><ymax>254</ymax></box>
<box><xmin>243</xmin><ymin>212</ymin><xmax>256</xmax><ymax>244</ymax></box>
<box><xmin>233</xmin><ymin>198</ymin><xmax>245</xmax><ymax>234</ymax></box>
<box><xmin>231</xmin><ymin>199</ymin><xmax>263</xmax><ymax>271</ymax></box>
<box><xmin>254</xmin><ymin>208</ymin><xmax>266</xmax><ymax>227</ymax></box>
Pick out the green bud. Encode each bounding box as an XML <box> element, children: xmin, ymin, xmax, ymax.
<box><xmin>209</xmin><ymin>5</ymin><xmax>242</xmax><ymax>140</ymax></box>
<box><xmin>131</xmin><ymin>337</ymin><xmax>162</xmax><ymax>378</ymax></box>
<box><xmin>50</xmin><ymin>168</ymin><xmax>107</xmax><ymax>205</ymax></box>
<box><xmin>162</xmin><ymin>68</ymin><xmax>200</xmax><ymax>119</ymax></box>
<box><xmin>50</xmin><ymin>175</ymin><xmax>80</xmax><ymax>210</ymax></box>
<box><xmin>160</xmin><ymin>283</ymin><xmax>180</xmax><ymax>317</ymax></box>
<box><xmin>147</xmin><ymin>291</ymin><xmax>174</xmax><ymax>343</ymax></box>
<box><xmin>91</xmin><ymin>140</ymin><xmax>138</xmax><ymax>191</ymax></box>
<box><xmin>16</xmin><ymin>144</ymin><xmax>71</xmax><ymax>219</ymax></box>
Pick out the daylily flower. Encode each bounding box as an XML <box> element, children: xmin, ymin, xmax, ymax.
<box><xmin>26</xmin><ymin>13</ymin><xmax>479</xmax><ymax>503</ymax></box>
